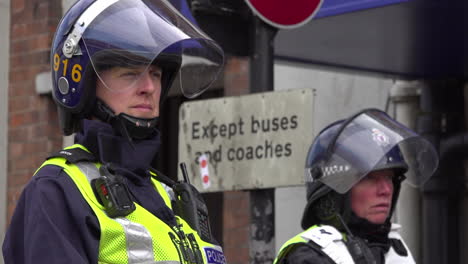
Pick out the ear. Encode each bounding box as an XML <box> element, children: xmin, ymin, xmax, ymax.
<box><xmin>313</xmin><ymin>192</ymin><xmax>340</xmax><ymax>221</ymax></box>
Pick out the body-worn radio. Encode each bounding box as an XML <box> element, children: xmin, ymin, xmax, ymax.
<box><xmin>172</xmin><ymin>163</ymin><xmax>212</xmax><ymax>242</ymax></box>
<box><xmin>153</xmin><ymin>163</ymin><xmax>213</xmax><ymax>242</ymax></box>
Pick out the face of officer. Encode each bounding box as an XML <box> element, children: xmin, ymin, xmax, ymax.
<box><xmin>350</xmin><ymin>169</ymin><xmax>394</xmax><ymax>224</ymax></box>
<box><xmin>96</xmin><ymin>65</ymin><xmax>163</xmax><ymax>119</ymax></box>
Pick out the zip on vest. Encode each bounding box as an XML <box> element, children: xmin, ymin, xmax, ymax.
<box><xmin>187</xmin><ymin>233</ymin><xmax>204</xmax><ymax>264</ymax></box>
<box><xmin>170</xmin><ymin>224</ymin><xmax>204</xmax><ymax>264</ymax></box>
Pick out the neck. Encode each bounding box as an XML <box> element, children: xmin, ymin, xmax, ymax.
<box><xmin>347</xmin><ymin>212</ymin><xmax>391</xmax><ymax>244</ymax></box>
<box><xmin>75</xmin><ymin>119</ymin><xmax>161</xmax><ymax>172</ymax></box>
<box><xmin>92</xmin><ymin>99</ymin><xmax>160</xmax><ymax>140</ymax></box>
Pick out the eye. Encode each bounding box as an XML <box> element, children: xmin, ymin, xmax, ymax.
<box><xmin>364</xmin><ymin>173</ymin><xmax>391</xmax><ymax>183</ymax></box>
<box><xmin>150</xmin><ymin>69</ymin><xmax>162</xmax><ymax>79</ymax></box>
<box><xmin>375</xmin><ymin>173</ymin><xmax>394</xmax><ymax>183</ymax></box>
<box><xmin>116</xmin><ymin>70</ymin><xmax>141</xmax><ymax>81</ymax></box>
<box><xmin>126</xmin><ymin>71</ymin><xmax>138</xmax><ymax>76</ymax></box>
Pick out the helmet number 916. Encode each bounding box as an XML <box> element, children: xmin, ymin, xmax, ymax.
<box><xmin>53</xmin><ymin>53</ymin><xmax>82</xmax><ymax>83</ymax></box>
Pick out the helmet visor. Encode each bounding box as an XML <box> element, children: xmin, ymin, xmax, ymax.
<box><xmin>80</xmin><ymin>0</ymin><xmax>223</xmax><ymax>96</ymax></box>
<box><xmin>306</xmin><ymin>109</ymin><xmax>439</xmax><ymax>194</ymax></box>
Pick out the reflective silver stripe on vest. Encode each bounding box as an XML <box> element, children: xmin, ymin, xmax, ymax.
<box><xmin>75</xmin><ymin>162</ymin><xmax>101</xmax><ymax>182</ymax></box>
<box><xmin>76</xmin><ymin>162</ymin><xmax>179</xmax><ymax>264</ymax></box>
<box><xmin>115</xmin><ymin>217</ymin><xmax>156</xmax><ymax>263</ymax></box>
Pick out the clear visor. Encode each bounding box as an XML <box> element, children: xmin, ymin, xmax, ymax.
<box><xmin>306</xmin><ymin>110</ymin><xmax>439</xmax><ymax>194</ymax></box>
<box><xmin>81</xmin><ymin>0</ymin><xmax>223</xmax><ymax>96</ymax></box>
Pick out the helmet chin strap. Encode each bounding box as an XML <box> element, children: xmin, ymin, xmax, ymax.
<box><xmin>92</xmin><ymin>99</ymin><xmax>159</xmax><ymax>141</ymax></box>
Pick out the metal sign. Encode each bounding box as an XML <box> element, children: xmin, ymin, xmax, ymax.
<box><xmin>178</xmin><ymin>88</ymin><xmax>314</xmax><ymax>192</ymax></box>
<box><xmin>315</xmin><ymin>0</ymin><xmax>410</xmax><ymax>18</ymax></box>
<box><xmin>244</xmin><ymin>0</ymin><xmax>323</xmax><ymax>29</ymax></box>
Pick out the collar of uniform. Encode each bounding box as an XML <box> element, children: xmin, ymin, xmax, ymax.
<box><xmin>347</xmin><ymin>212</ymin><xmax>391</xmax><ymax>248</ymax></box>
<box><xmin>75</xmin><ymin>119</ymin><xmax>161</xmax><ymax>176</ymax></box>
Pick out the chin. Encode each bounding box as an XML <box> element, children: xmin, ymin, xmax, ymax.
<box><xmin>368</xmin><ymin>216</ymin><xmax>388</xmax><ymax>225</ymax></box>
<box><xmin>130</xmin><ymin>112</ymin><xmax>158</xmax><ymax>119</ymax></box>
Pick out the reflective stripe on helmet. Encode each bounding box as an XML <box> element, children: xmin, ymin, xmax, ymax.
<box><xmin>63</xmin><ymin>0</ymin><xmax>119</xmax><ymax>58</ymax></box>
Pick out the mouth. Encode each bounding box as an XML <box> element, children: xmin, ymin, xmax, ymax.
<box><xmin>372</xmin><ymin>203</ymin><xmax>390</xmax><ymax>210</ymax></box>
<box><xmin>132</xmin><ymin>104</ymin><xmax>153</xmax><ymax>112</ymax></box>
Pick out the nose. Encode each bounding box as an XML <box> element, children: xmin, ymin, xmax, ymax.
<box><xmin>136</xmin><ymin>72</ymin><xmax>159</xmax><ymax>95</ymax></box>
<box><xmin>377</xmin><ymin>176</ymin><xmax>393</xmax><ymax>196</ymax></box>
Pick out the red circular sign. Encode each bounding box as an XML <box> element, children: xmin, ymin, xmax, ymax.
<box><xmin>245</xmin><ymin>0</ymin><xmax>323</xmax><ymax>29</ymax></box>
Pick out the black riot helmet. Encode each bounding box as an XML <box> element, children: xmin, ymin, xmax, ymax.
<box><xmin>50</xmin><ymin>0</ymin><xmax>224</xmax><ymax>138</ymax></box>
<box><xmin>301</xmin><ymin>108</ymin><xmax>439</xmax><ymax>229</ymax></box>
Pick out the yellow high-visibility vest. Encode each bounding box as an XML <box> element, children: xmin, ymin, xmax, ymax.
<box><xmin>38</xmin><ymin>144</ymin><xmax>225</xmax><ymax>264</ymax></box>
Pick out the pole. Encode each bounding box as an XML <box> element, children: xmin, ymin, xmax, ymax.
<box><xmin>250</xmin><ymin>16</ymin><xmax>277</xmax><ymax>93</ymax></box>
<box><xmin>389</xmin><ymin>80</ymin><xmax>422</xmax><ymax>263</ymax></box>
<box><xmin>248</xmin><ymin>15</ymin><xmax>278</xmax><ymax>264</ymax></box>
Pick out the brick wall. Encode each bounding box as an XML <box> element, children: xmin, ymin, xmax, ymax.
<box><xmin>7</xmin><ymin>0</ymin><xmax>62</xmax><ymax>222</ymax></box>
<box><xmin>222</xmin><ymin>56</ymin><xmax>251</xmax><ymax>264</ymax></box>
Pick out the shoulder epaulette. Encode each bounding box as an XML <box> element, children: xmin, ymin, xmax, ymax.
<box><xmin>301</xmin><ymin>225</ymin><xmax>343</xmax><ymax>248</ymax></box>
<box><xmin>48</xmin><ymin>148</ymin><xmax>97</xmax><ymax>164</ymax></box>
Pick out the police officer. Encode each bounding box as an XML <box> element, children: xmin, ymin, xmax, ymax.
<box><xmin>274</xmin><ymin>108</ymin><xmax>439</xmax><ymax>264</ymax></box>
<box><xmin>3</xmin><ymin>0</ymin><xmax>225</xmax><ymax>263</ymax></box>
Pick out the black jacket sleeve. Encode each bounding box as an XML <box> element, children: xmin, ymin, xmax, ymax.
<box><xmin>2</xmin><ymin>165</ymin><xmax>100</xmax><ymax>264</ymax></box>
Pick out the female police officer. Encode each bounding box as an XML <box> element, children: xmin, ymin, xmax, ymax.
<box><xmin>274</xmin><ymin>109</ymin><xmax>438</xmax><ymax>264</ymax></box>
<box><xmin>3</xmin><ymin>0</ymin><xmax>225</xmax><ymax>263</ymax></box>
